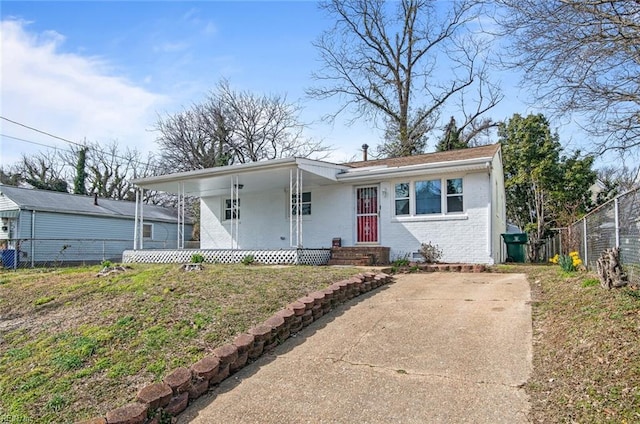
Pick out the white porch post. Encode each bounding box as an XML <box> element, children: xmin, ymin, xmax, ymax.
<box><xmin>230</xmin><ymin>175</ymin><xmax>240</xmax><ymax>249</ymax></box>
<box><xmin>134</xmin><ymin>188</ymin><xmax>139</xmax><ymax>250</ymax></box>
<box><xmin>289</xmin><ymin>168</ymin><xmax>303</xmax><ymax>248</ymax></box>
<box><xmin>298</xmin><ymin>170</ymin><xmax>303</xmax><ymax>248</ymax></box>
<box><xmin>177</xmin><ymin>182</ymin><xmax>185</xmax><ymax>249</ymax></box>
<box><xmin>139</xmin><ymin>189</ymin><xmax>145</xmax><ymax>250</ymax></box>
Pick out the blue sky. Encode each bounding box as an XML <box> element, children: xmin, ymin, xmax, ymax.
<box><xmin>0</xmin><ymin>1</ymin><xmax>595</xmax><ymax>168</ymax></box>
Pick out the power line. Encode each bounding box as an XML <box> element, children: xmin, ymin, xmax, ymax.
<box><xmin>1</xmin><ymin>115</ymin><xmax>88</xmax><ymax>149</ymax></box>
<box><xmin>0</xmin><ymin>116</ymin><xmax>156</xmax><ymax>167</ymax></box>
<box><xmin>1</xmin><ymin>133</ymin><xmax>74</xmax><ymax>152</ymax></box>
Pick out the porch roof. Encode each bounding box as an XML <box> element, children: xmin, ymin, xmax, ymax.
<box><xmin>132</xmin><ymin>157</ymin><xmax>349</xmax><ymax>197</ymax></box>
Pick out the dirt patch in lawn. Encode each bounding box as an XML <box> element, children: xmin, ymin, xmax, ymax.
<box><xmin>0</xmin><ymin>264</ymin><xmax>361</xmax><ymax>423</ymax></box>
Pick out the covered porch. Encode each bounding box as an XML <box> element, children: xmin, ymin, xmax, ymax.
<box><xmin>128</xmin><ymin>157</ymin><xmax>349</xmax><ymax>264</ymax></box>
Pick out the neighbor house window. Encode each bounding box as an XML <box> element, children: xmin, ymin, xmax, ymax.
<box><xmin>416</xmin><ymin>179</ymin><xmax>442</xmax><ymax>214</ymax></box>
<box><xmin>394</xmin><ymin>183</ymin><xmax>410</xmax><ymax>215</ymax></box>
<box><xmin>142</xmin><ymin>223</ymin><xmax>153</xmax><ymax>239</ymax></box>
<box><xmin>224</xmin><ymin>198</ymin><xmax>240</xmax><ymax>220</ymax></box>
<box><xmin>291</xmin><ymin>192</ymin><xmax>311</xmax><ymax>216</ymax></box>
<box><xmin>446</xmin><ymin>178</ymin><xmax>463</xmax><ymax>212</ymax></box>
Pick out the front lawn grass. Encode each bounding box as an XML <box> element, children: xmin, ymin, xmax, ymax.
<box><xmin>0</xmin><ymin>264</ymin><xmax>360</xmax><ymax>423</ymax></box>
<box><xmin>518</xmin><ymin>265</ymin><xmax>640</xmax><ymax>423</ymax></box>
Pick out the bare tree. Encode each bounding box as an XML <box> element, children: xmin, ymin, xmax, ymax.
<box><xmin>496</xmin><ymin>0</ymin><xmax>640</xmax><ymax>153</ymax></box>
<box><xmin>155</xmin><ymin>80</ymin><xmax>328</xmax><ymax>171</ymax></box>
<box><xmin>11</xmin><ymin>151</ymin><xmax>70</xmax><ymax>192</ymax></box>
<box><xmin>596</xmin><ymin>164</ymin><xmax>640</xmax><ymax>203</ymax></box>
<box><xmin>0</xmin><ymin>167</ymin><xmax>21</xmax><ymax>186</ymax></box>
<box><xmin>308</xmin><ymin>0</ymin><xmax>501</xmax><ymax>157</ymax></box>
<box><xmin>155</xmin><ymin>99</ymin><xmax>233</xmax><ymax>173</ymax></box>
<box><xmin>59</xmin><ymin>141</ymin><xmax>158</xmax><ymax>201</ymax></box>
<box><xmin>217</xmin><ymin>81</ymin><xmax>326</xmax><ymax>163</ymax></box>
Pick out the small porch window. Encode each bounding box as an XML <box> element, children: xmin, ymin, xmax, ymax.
<box><xmin>224</xmin><ymin>198</ymin><xmax>240</xmax><ymax>220</ymax></box>
<box><xmin>291</xmin><ymin>192</ymin><xmax>311</xmax><ymax>216</ymax></box>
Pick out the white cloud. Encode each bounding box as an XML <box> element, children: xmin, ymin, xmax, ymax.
<box><xmin>153</xmin><ymin>41</ymin><xmax>189</xmax><ymax>53</ymax></box>
<box><xmin>0</xmin><ymin>19</ymin><xmax>167</xmax><ymax>165</ymax></box>
<box><xmin>202</xmin><ymin>21</ymin><xmax>217</xmax><ymax>36</ymax></box>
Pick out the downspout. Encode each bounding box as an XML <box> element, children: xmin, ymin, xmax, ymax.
<box><xmin>14</xmin><ymin>209</ymin><xmax>21</xmax><ymax>270</ymax></box>
<box><xmin>487</xmin><ymin>169</ymin><xmax>493</xmax><ymax>263</ymax></box>
<box><xmin>31</xmin><ymin>210</ymin><xmax>35</xmax><ymax>268</ymax></box>
<box><xmin>485</xmin><ymin>161</ymin><xmax>494</xmax><ymax>263</ymax></box>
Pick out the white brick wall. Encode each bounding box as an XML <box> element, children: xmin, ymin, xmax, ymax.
<box><xmin>200</xmin><ymin>169</ymin><xmax>501</xmax><ymax>264</ymax></box>
<box><xmin>200</xmin><ymin>185</ymin><xmax>354</xmax><ymax>250</ymax></box>
<box><xmin>379</xmin><ymin>171</ymin><xmax>494</xmax><ymax>264</ymax></box>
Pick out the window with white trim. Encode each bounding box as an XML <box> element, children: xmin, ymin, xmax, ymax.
<box><xmin>393</xmin><ymin>177</ymin><xmax>464</xmax><ymax>216</ymax></box>
<box><xmin>142</xmin><ymin>223</ymin><xmax>153</xmax><ymax>239</ymax></box>
<box><xmin>394</xmin><ymin>183</ymin><xmax>410</xmax><ymax>215</ymax></box>
<box><xmin>291</xmin><ymin>191</ymin><xmax>311</xmax><ymax>216</ymax></box>
<box><xmin>224</xmin><ymin>198</ymin><xmax>240</xmax><ymax>220</ymax></box>
<box><xmin>416</xmin><ymin>179</ymin><xmax>442</xmax><ymax>214</ymax></box>
<box><xmin>446</xmin><ymin>178</ymin><xmax>464</xmax><ymax>212</ymax></box>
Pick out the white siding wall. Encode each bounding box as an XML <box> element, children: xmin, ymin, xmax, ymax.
<box><xmin>8</xmin><ymin>211</ymin><xmax>187</xmax><ymax>264</ymax></box>
<box><xmin>0</xmin><ymin>195</ymin><xmax>19</xmax><ymax>243</ymax></box>
<box><xmin>200</xmin><ymin>170</ymin><xmax>496</xmax><ymax>264</ymax></box>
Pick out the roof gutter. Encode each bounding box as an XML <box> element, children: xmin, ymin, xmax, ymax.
<box><xmin>132</xmin><ymin>157</ymin><xmax>302</xmax><ymax>186</ymax></box>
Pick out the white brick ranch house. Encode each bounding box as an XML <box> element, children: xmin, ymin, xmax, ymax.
<box><xmin>126</xmin><ymin>144</ymin><xmax>506</xmax><ymax>265</ymax></box>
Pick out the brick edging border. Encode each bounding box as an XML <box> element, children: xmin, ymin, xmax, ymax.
<box><xmin>383</xmin><ymin>263</ymin><xmax>488</xmax><ymax>274</ymax></box>
<box><xmin>77</xmin><ymin>272</ymin><xmax>394</xmax><ymax>424</ymax></box>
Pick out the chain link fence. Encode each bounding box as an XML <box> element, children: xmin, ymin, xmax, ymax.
<box><xmin>547</xmin><ymin>187</ymin><xmax>640</xmax><ymax>285</ymax></box>
<box><xmin>0</xmin><ymin>238</ymin><xmax>185</xmax><ymax>269</ymax></box>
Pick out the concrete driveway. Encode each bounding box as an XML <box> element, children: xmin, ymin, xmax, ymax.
<box><xmin>179</xmin><ymin>272</ymin><xmax>532</xmax><ymax>423</ymax></box>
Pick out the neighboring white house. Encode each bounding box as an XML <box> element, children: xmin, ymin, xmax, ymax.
<box><xmin>130</xmin><ymin>144</ymin><xmax>506</xmax><ymax>265</ymax></box>
<box><xmin>0</xmin><ymin>185</ymin><xmax>192</xmax><ymax>267</ymax></box>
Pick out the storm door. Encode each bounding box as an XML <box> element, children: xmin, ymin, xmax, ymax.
<box><xmin>356</xmin><ymin>186</ymin><xmax>379</xmax><ymax>243</ymax></box>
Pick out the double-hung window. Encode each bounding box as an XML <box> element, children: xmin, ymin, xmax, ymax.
<box><xmin>394</xmin><ymin>183</ymin><xmax>410</xmax><ymax>215</ymax></box>
<box><xmin>291</xmin><ymin>192</ymin><xmax>311</xmax><ymax>216</ymax></box>
<box><xmin>394</xmin><ymin>177</ymin><xmax>464</xmax><ymax>216</ymax></box>
<box><xmin>446</xmin><ymin>178</ymin><xmax>464</xmax><ymax>212</ymax></box>
<box><xmin>224</xmin><ymin>198</ymin><xmax>240</xmax><ymax>220</ymax></box>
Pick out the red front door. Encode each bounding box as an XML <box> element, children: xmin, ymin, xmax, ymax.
<box><xmin>356</xmin><ymin>186</ymin><xmax>379</xmax><ymax>243</ymax></box>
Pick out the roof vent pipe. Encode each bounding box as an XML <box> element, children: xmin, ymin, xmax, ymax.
<box><xmin>362</xmin><ymin>144</ymin><xmax>369</xmax><ymax>161</ymax></box>
<box><xmin>94</xmin><ymin>193</ymin><xmax>98</xmax><ymax>206</ymax></box>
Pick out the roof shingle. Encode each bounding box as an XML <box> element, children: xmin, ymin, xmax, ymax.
<box><xmin>0</xmin><ymin>185</ymin><xmax>186</xmax><ymax>222</ymax></box>
<box><xmin>344</xmin><ymin>143</ymin><xmax>500</xmax><ymax>168</ymax></box>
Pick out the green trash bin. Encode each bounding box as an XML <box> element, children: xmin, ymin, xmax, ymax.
<box><xmin>501</xmin><ymin>233</ymin><xmax>528</xmax><ymax>263</ymax></box>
